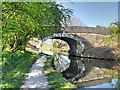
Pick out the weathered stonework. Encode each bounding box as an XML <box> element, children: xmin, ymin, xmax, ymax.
<box><xmin>41</xmin><ymin>33</ymin><xmax>92</xmax><ymax>56</ymax></box>
<box><xmin>64</xmin><ymin>26</ymin><xmax>109</xmax><ymax>47</ymax></box>
<box><xmin>27</xmin><ymin>26</ymin><xmax>113</xmax><ymax>59</ymax></box>
<box><xmin>71</xmin><ymin>33</ymin><xmax>109</xmax><ymax>46</ymax></box>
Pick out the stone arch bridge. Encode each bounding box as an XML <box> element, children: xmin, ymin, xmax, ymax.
<box><xmin>64</xmin><ymin>26</ymin><xmax>109</xmax><ymax>46</ymax></box>
<box><xmin>40</xmin><ymin>32</ymin><xmax>92</xmax><ymax>56</ymax></box>
<box><xmin>26</xmin><ymin>27</ymin><xmax>115</xmax><ymax>85</ymax></box>
<box><xmin>27</xmin><ymin>26</ymin><xmax>114</xmax><ymax>59</ymax></box>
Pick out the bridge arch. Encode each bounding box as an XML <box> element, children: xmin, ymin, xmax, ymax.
<box><xmin>40</xmin><ymin>33</ymin><xmax>92</xmax><ymax>56</ymax></box>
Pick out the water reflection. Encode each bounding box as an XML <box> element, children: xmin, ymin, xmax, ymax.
<box><xmin>41</xmin><ymin>50</ymin><xmax>118</xmax><ymax>88</ymax></box>
<box><xmin>42</xmin><ymin>50</ymin><xmax>90</xmax><ymax>82</ymax></box>
<box><xmin>52</xmin><ymin>54</ymin><xmax>70</xmax><ymax>72</ymax></box>
<box><xmin>79</xmin><ymin>79</ymin><xmax>118</xmax><ymax>89</ymax></box>
<box><xmin>62</xmin><ymin>56</ymin><xmax>92</xmax><ymax>82</ymax></box>
<box><xmin>40</xmin><ymin>39</ymin><xmax>117</xmax><ymax>88</ymax></box>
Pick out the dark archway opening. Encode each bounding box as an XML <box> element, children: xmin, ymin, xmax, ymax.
<box><xmin>50</xmin><ymin>37</ymin><xmax>83</xmax><ymax>56</ymax></box>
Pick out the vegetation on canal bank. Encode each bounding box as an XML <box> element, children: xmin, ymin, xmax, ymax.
<box><xmin>1</xmin><ymin>2</ymin><xmax>72</xmax><ymax>89</ymax></box>
<box><xmin>2</xmin><ymin>50</ymin><xmax>40</xmax><ymax>88</ymax></box>
<box><xmin>41</xmin><ymin>39</ymin><xmax>70</xmax><ymax>55</ymax></box>
<box><xmin>101</xmin><ymin>21</ymin><xmax>120</xmax><ymax>88</ymax></box>
<box><xmin>44</xmin><ymin>56</ymin><xmax>77</xmax><ymax>89</ymax></box>
<box><xmin>1</xmin><ymin>2</ymin><xmax>120</xmax><ymax>89</ymax></box>
<box><xmin>2</xmin><ymin>2</ymin><xmax>72</xmax><ymax>53</ymax></box>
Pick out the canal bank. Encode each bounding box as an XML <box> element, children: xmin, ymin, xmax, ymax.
<box><xmin>26</xmin><ymin>38</ymin><xmax>119</xmax><ymax>89</ymax></box>
<box><xmin>42</xmin><ymin>50</ymin><xmax>118</xmax><ymax>89</ymax></box>
<box><xmin>44</xmin><ymin>55</ymin><xmax>77</xmax><ymax>89</ymax></box>
<box><xmin>21</xmin><ymin>55</ymin><xmax>49</xmax><ymax>89</ymax></box>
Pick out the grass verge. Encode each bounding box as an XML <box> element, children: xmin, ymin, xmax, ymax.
<box><xmin>1</xmin><ymin>50</ymin><xmax>40</xmax><ymax>88</ymax></box>
<box><xmin>44</xmin><ymin>55</ymin><xmax>77</xmax><ymax>89</ymax></box>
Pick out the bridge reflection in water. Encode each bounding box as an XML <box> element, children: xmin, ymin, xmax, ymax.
<box><xmin>41</xmin><ymin>50</ymin><xmax>116</xmax><ymax>88</ymax></box>
<box><xmin>40</xmin><ymin>37</ymin><xmax>116</xmax><ymax>88</ymax></box>
<box><xmin>26</xmin><ymin>31</ymin><xmax>118</xmax><ymax>88</ymax></box>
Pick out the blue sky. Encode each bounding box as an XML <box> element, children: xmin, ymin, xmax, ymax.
<box><xmin>61</xmin><ymin>2</ymin><xmax>118</xmax><ymax>27</ymax></box>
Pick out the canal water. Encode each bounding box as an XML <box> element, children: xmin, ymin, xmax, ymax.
<box><xmin>41</xmin><ymin>50</ymin><xmax>119</xmax><ymax>89</ymax></box>
<box><xmin>40</xmin><ymin>39</ymin><xmax>118</xmax><ymax>88</ymax></box>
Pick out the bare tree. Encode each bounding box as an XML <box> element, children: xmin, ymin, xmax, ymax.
<box><xmin>66</xmin><ymin>16</ymin><xmax>86</xmax><ymax>26</ymax></box>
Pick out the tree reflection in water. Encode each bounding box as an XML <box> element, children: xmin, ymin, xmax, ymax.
<box><xmin>52</xmin><ymin>54</ymin><xmax>89</xmax><ymax>83</ymax></box>
<box><xmin>52</xmin><ymin>54</ymin><xmax>71</xmax><ymax>72</ymax></box>
<box><xmin>41</xmin><ymin>39</ymin><xmax>92</xmax><ymax>82</ymax></box>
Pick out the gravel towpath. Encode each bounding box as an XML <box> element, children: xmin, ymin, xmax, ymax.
<box><xmin>21</xmin><ymin>55</ymin><xmax>49</xmax><ymax>89</ymax></box>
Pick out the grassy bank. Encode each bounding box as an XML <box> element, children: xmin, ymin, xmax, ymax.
<box><xmin>1</xmin><ymin>50</ymin><xmax>40</xmax><ymax>88</ymax></box>
<box><xmin>44</xmin><ymin>56</ymin><xmax>77</xmax><ymax>89</ymax></box>
<box><xmin>102</xmin><ymin>39</ymin><xmax>120</xmax><ymax>88</ymax></box>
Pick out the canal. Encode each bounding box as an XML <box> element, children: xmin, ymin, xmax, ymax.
<box><xmin>40</xmin><ymin>39</ymin><xmax>119</xmax><ymax>89</ymax></box>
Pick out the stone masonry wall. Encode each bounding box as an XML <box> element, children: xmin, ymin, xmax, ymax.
<box><xmin>64</xmin><ymin>26</ymin><xmax>109</xmax><ymax>47</ymax></box>
<box><xmin>71</xmin><ymin>33</ymin><xmax>109</xmax><ymax>47</ymax></box>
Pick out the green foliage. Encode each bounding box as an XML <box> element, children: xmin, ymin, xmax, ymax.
<box><xmin>41</xmin><ymin>39</ymin><xmax>69</xmax><ymax>55</ymax></box>
<box><xmin>2</xmin><ymin>51</ymin><xmax>40</xmax><ymax>88</ymax></box>
<box><xmin>96</xmin><ymin>25</ymin><xmax>107</xmax><ymax>29</ymax></box>
<box><xmin>102</xmin><ymin>21</ymin><xmax>120</xmax><ymax>89</ymax></box>
<box><xmin>109</xmin><ymin>21</ymin><xmax>120</xmax><ymax>41</ymax></box>
<box><xmin>44</xmin><ymin>56</ymin><xmax>76</xmax><ymax>89</ymax></box>
<box><xmin>53</xmin><ymin>40</ymin><xmax>67</xmax><ymax>48</ymax></box>
<box><xmin>2</xmin><ymin>2</ymin><xmax>72</xmax><ymax>52</ymax></box>
<box><xmin>102</xmin><ymin>21</ymin><xmax>120</xmax><ymax>46</ymax></box>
